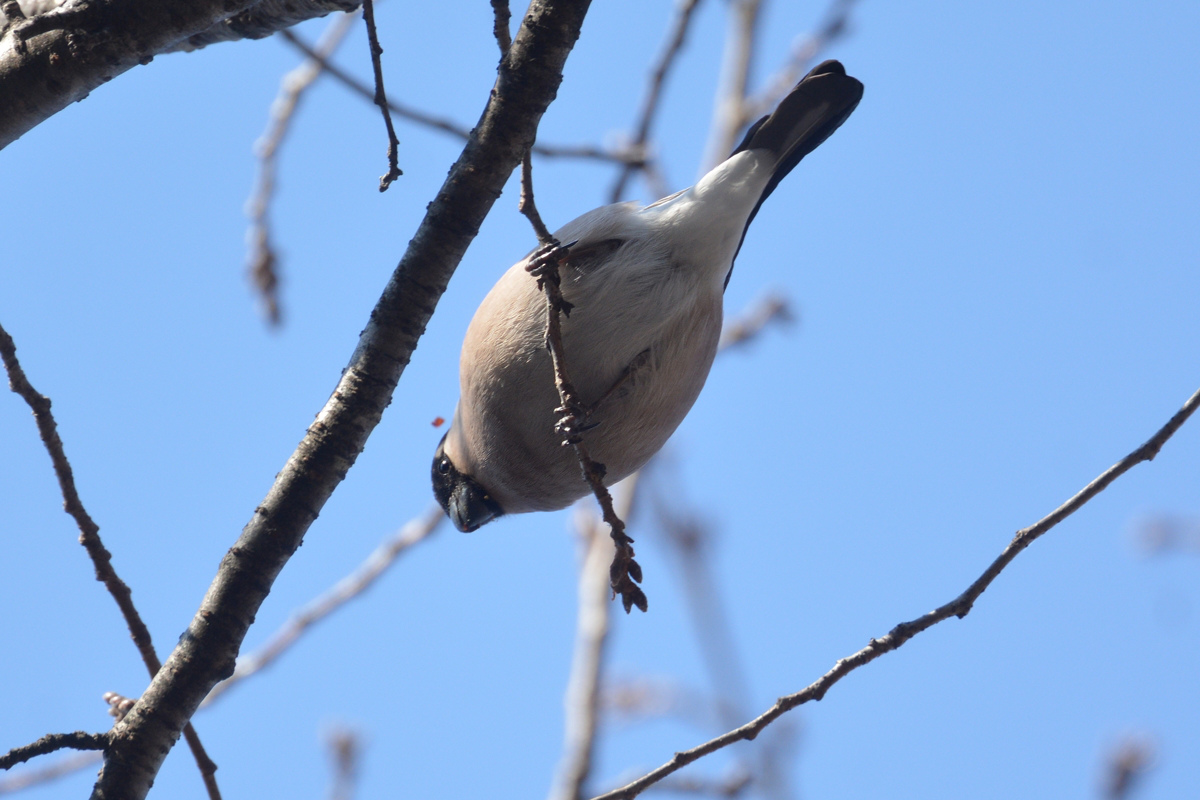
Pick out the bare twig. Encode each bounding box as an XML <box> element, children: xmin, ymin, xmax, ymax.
<box><xmin>549</xmin><ymin>478</ymin><xmax>641</xmax><ymax>800</ymax></box>
<box><xmin>592</xmin><ymin>386</ymin><xmax>1200</xmax><ymax>799</ymax></box>
<box><xmin>519</xmin><ymin>153</ymin><xmax>556</xmax><ymax>242</ymax></box>
<box><xmin>247</xmin><ymin>10</ymin><xmax>360</xmax><ymax>326</ymax></box>
<box><xmin>523</xmin><ymin>239</ymin><xmax>648</xmax><ymax>614</ymax></box>
<box><xmin>607</xmin><ymin>0</ymin><xmax>703</xmax><ymax>202</ymax></box>
<box><xmin>0</xmin><ymin>732</ymin><xmax>107</xmax><ymax>771</ymax></box>
<box><xmin>360</xmin><ymin>0</ymin><xmax>402</xmax><ymax>191</ymax></box>
<box><xmin>512</xmin><ymin>101</ymin><xmax>646</xmax><ymax>613</ymax></box>
<box><xmin>0</xmin><ymin>321</ymin><xmax>222</xmax><ymax>799</ymax></box>
<box><xmin>279</xmin><ymin>31</ymin><xmax>638</xmax><ymax>166</ymax></box>
<box><xmin>203</xmin><ymin>507</ymin><xmax>444</xmax><ymax>706</ymax></box>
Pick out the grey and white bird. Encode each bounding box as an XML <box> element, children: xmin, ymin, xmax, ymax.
<box><xmin>433</xmin><ymin>60</ymin><xmax>863</xmax><ymax>532</ymax></box>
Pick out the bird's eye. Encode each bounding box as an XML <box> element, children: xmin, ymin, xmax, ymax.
<box><xmin>437</xmin><ymin>457</ymin><xmax>451</xmax><ymax>475</ymax></box>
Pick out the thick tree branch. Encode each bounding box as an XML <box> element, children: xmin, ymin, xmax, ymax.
<box><xmin>0</xmin><ymin>0</ymin><xmax>260</xmax><ymax>149</ymax></box>
<box><xmin>88</xmin><ymin>2</ymin><xmax>592</xmax><ymax>797</ymax></box>
<box><xmin>593</xmin><ymin>385</ymin><xmax>1200</xmax><ymax>799</ymax></box>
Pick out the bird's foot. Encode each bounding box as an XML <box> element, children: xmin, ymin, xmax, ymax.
<box><xmin>525</xmin><ymin>239</ymin><xmax>578</xmax><ymax>316</ymax></box>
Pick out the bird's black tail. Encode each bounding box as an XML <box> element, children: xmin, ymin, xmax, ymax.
<box><xmin>725</xmin><ymin>60</ymin><xmax>863</xmax><ymax>287</ymax></box>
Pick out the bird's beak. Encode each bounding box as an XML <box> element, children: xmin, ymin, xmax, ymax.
<box><xmin>447</xmin><ymin>481</ymin><xmax>500</xmax><ymax>532</ymax></box>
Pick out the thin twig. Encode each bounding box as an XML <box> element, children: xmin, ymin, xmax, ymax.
<box><xmin>0</xmin><ymin>732</ymin><xmax>108</xmax><ymax>771</ymax></box>
<box><xmin>501</xmin><ymin>10</ymin><xmax>646</xmax><ymax>613</ymax></box>
<box><xmin>0</xmin><ymin>321</ymin><xmax>222</xmax><ymax>799</ymax></box>
<box><xmin>360</xmin><ymin>0</ymin><xmax>402</xmax><ymax>191</ymax></box>
<box><xmin>204</xmin><ymin>506</ymin><xmax>444</xmax><ymax>706</ymax></box>
<box><xmin>519</xmin><ymin>153</ymin><xmax>555</xmax><ymax>242</ymax></box>
<box><xmin>247</xmin><ymin>10</ymin><xmax>360</xmax><ymax>326</ymax></box>
<box><xmin>278</xmin><ymin>31</ymin><xmax>638</xmax><ymax>166</ymax></box>
<box><xmin>608</xmin><ymin>0</ymin><xmax>703</xmax><ymax>203</ymax></box>
<box><xmin>518</xmin><ymin>187</ymin><xmax>648</xmax><ymax>613</ymax></box>
<box><xmin>591</xmin><ymin>386</ymin><xmax>1200</xmax><ymax>799</ymax></box>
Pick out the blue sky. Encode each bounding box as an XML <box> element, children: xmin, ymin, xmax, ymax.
<box><xmin>2</xmin><ymin>1</ymin><xmax>1198</xmax><ymax>798</ymax></box>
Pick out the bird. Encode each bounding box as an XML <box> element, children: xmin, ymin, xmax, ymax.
<box><xmin>433</xmin><ymin>60</ymin><xmax>863</xmax><ymax>532</ymax></box>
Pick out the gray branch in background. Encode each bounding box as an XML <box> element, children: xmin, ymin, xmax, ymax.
<box><xmin>88</xmin><ymin>1</ymin><xmax>594</xmax><ymax>797</ymax></box>
<box><xmin>247</xmin><ymin>10</ymin><xmax>361</xmax><ymax>326</ymax></box>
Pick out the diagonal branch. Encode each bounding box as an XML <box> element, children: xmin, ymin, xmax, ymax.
<box><xmin>88</xmin><ymin>2</ymin><xmax>594</xmax><ymax>797</ymax></box>
<box><xmin>592</xmin><ymin>385</ymin><xmax>1200</xmax><ymax>799</ymax></box>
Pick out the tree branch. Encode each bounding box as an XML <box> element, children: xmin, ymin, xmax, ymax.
<box><xmin>88</xmin><ymin>2</ymin><xmax>593</xmax><ymax>797</ymax></box>
<box><xmin>0</xmin><ymin>732</ymin><xmax>108</xmax><ymax>771</ymax></box>
<box><xmin>592</xmin><ymin>385</ymin><xmax>1200</xmax><ymax>799</ymax></box>
<box><xmin>0</xmin><ymin>0</ymin><xmax>264</xmax><ymax>149</ymax></box>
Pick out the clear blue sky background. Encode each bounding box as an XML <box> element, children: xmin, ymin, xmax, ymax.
<box><xmin>2</xmin><ymin>1</ymin><xmax>1198</xmax><ymax>798</ymax></box>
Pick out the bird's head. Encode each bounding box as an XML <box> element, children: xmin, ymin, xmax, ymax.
<box><xmin>432</xmin><ymin>434</ymin><xmax>504</xmax><ymax>532</ymax></box>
